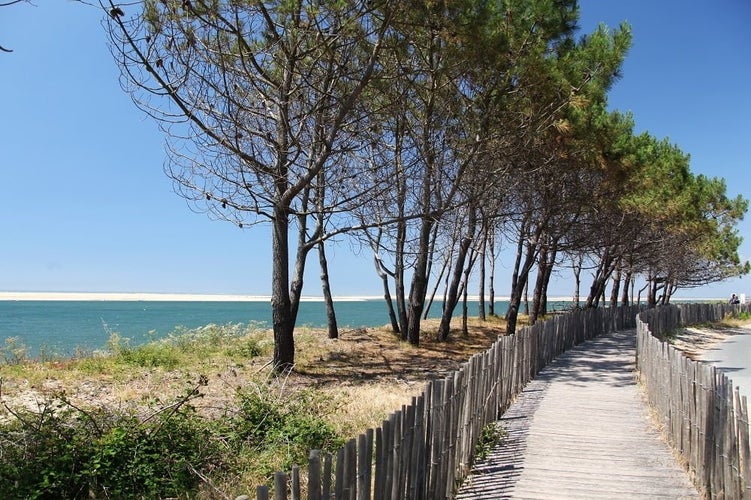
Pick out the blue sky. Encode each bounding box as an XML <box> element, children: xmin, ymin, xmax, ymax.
<box><xmin>0</xmin><ymin>1</ymin><xmax>749</xmax><ymax>299</ymax></box>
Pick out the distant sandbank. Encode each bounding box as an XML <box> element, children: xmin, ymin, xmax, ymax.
<box><xmin>0</xmin><ymin>292</ymin><xmax>379</xmax><ymax>302</ymax></box>
<box><xmin>0</xmin><ymin>291</ymin><xmax>721</xmax><ymax>303</ymax></box>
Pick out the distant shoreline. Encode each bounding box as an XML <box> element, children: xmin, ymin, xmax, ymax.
<box><xmin>0</xmin><ymin>291</ymin><xmax>722</xmax><ymax>302</ymax></box>
<box><xmin>0</xmin><ymin>292</ymin><xmax>378</xmax><ymax>302</ymax></box>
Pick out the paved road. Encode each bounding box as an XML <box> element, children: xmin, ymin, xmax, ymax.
<box><xmin>456</xmin><ymin>329</ymin><xmax>699</xmax><ymax>499</ymax></box>
<box><xmin>700</xmin><ymin>325</ymin><xmax>751</xmax><ymax>410</ymax></box>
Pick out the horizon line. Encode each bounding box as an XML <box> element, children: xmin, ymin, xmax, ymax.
<box><xmin>0</xmin><ymin>291</ymin><xmax>726</xmax><ymax>302</ymax></box>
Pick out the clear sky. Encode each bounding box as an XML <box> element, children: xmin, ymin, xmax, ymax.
<box><xmin>0</xmin><ymin>1</ymin><xmax>749</xmax><ymax>299</ymax></box>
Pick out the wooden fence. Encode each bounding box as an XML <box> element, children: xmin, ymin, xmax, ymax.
<box><xmin>253</xmin><ymin>305</ymin><xmax>640</xmax><ymax>500</ymax></box>
<box><xmin>636</xmin><ymin>302</ymin><xmax>751</xmax><ymax>499</ymax></box>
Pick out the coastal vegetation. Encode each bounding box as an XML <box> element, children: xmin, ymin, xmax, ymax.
<box><xmin>102</xmin><ymin>0</ymin><xmax>748</xmax><ymax>370</ymax></box>
<box><xmin>0</xmin><ymin>320</ymin><xmax>502</xmax><ymax>498</ymax></box>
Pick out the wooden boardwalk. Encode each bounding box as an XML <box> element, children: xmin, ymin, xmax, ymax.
<box><xmin>456</xmin><ymin>329</ymin><xmax>701</xmax><ymax>499</ymax></box>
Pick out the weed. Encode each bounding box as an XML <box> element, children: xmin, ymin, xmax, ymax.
<box><xmin>474</xmin><ymin>422</ymin><xmax>506</xmax><ymax>462</ymax></box>
<box><xmin>1</xmin><ymin>337</ymin><xmax>29</xmax><ymax>365</ymax></box>
<box><xmin>658</xmin><ymin>328</ymin><xmax>680</xmax><ymax>343</ymax></box>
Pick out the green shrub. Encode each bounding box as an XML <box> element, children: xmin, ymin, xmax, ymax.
<box><xmin>473</xmin><ymin>422</ymin><xmax>506</xmax><ymax>462</ymax></box>
<box><xmin>0</xmin><ymin>390</ymin><xmax>226</xmax><ymax>499</ymax></box>
<box><xmin>229</xmin><ymin>386</ymin><xmax>345</xmax><ymax>481</ymax></box>
<box><xmin>1</xmin><ymin>337</ymin><xmax>29</xmax><ymax>365</ymax></box>
<box><xmin>0</xmin><ymin>403</ymin><xmax>99</xmax><ymax>499</ymax></box>
<box><xmin>120</xmin><ymin>343</ymin><xmax>181</xmax><ymax>369</ymax></box>
<box><xmin>228</xmin><ymin>338</ymin><xmax>264</xmax><ymax>358</ymax></box>
<box><xmin>0</xmin><ymin>380</ymin><xmax>345</xmax><ymax>498</ymax></box>
<box><xmin>87</xmin><ymin>410</ymin><xmax>222</xmax><ymax>498</ymax></box>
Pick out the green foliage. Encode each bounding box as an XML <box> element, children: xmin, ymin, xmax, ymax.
<box><xmin>118</xmin><ymin>342</ymin><xmax>182</xmax><ymax>369</ymax></box>
<box><xmin>1</xmin><ymin>337</ymin><xmax>29</xmax><ymax>365</ymax></box>
<box><xmin>231</xmin><ymin>386</ymin><xmax>345</xmax><ymax>479</ymax></box>
<box><xmin>0</xmin><ymin>379</ymin><xmax>345</xmax><ymax>498</ymax></box>
<box><xmin>0</xmin><ymin>389</ymin><xmax>225</xmax><ymax>499</ymax></box>
<box><xmin>473</xmin><ymin>422</ymin><xmax>506</xmax><ymax>462</ymax></box>
<box><xmin>101</xmin><ymin>322</ymin><xmax>270</xmax><ymax>370</ymax></box>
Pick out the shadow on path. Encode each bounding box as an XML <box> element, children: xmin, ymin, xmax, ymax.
<box><xmin>456</xmin><ymin>329</ymin><xmax>699</xmax><ymax>499</ymax></box>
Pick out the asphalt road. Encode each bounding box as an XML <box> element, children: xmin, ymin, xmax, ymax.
<box><xmin>699</xmin><ymin>327</ymin><xmax>751</xmax><ymax>403</ymax></box>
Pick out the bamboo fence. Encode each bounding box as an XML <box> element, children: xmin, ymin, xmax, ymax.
<box><xmin>636</xmin><ymin>302</ymin><xmax>751</xmax><ymax>499</ymax></box>
<box><xmin>253</xmin><ymin>305</ymin><xmax>641</xmax><ymax>500</ymax></box>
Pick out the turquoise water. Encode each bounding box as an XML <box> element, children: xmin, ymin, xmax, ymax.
<box><xmin>0</xmin><ymin>299</ymin><xmax>572</xmax><ymax>357</ymax></box>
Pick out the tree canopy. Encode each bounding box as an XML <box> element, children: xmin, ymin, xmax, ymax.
<box><xmin>103</xmin><ymin>0</ymin><xmax>748</xmax><ymax>366</ymax></box>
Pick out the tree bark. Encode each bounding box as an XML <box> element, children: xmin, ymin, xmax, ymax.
<box><xmin>271</xmin><ymin>207</ymin><xmax>294</xmax><ymax>371</ymax></box>
<box><xmin>478</xmin><ymin>225</ymin><xmax>487</xmax><ymax>321</ymax></box>
<box><xmin>394</xmin><ymin>219</ymin><xmax>409</xmax><ymax>339</ymax></box>
<box><xmin>506</xmin><ymin>236</ymin><xmax>537</xmax><ymax>336</ymax></box>
<box><xmin>530</xmin><ymin>240</ymin><xmax>556</xmax><ymax>325</ymax></box>
<box><xmin>374</xmin><ymin>256</ymin><xmax>399</xmax><ymax>334</ymax></box>
<box><xmin>370</xmin><ymin>231</ymin><xmax>400</xmax><ymax>334</ymax></box>
<box><xmin>406</xmin><ymin>217</ymin><xmax>433</xmax><ymax>346</ymax></box>
<box><xmin>488</xmin><ymin>230</ymin><xmax>496</xmax><ymax>316</ymax></box>
<box><xmin>318</xmin><ymin>241</ymin><xmax>339</xmax><ymax>339</ymax></box>
<box><xmin>609</xmin><ymin>265</ymin><xmax>621</xmax><ymax>308</ymax></box>
<box><xmin>572</xmin><ymin>254</ymin><xmax>582</xmax><ymax>307</ymax></box>
<box><xmin>438</xmin><ymin>216</ymin><xmax>474</xmax><ymax>341</ymax></box>
<box><xmin>585</xmin><ymin>249</ymin><xmax>615</xmax><ymax>308</ymax></box>
<box><xmin>620</xmin><ymin>270</ymin><xmax>632</xmax><ymax>306</ymax></box>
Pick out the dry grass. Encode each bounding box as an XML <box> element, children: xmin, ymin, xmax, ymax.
<box><xmin>0</xmin><ymin>317</ymin><xmax>506</xmax><ymax>435</ymax></box>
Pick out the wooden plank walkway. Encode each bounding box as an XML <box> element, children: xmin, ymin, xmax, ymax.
<box><xmin>456</xmin><ymin>329</ymin><xmax>701</xmax><ymax>499</ymax></box>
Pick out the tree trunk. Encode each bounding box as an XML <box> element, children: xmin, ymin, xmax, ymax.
<box><xmin>585</xmin><ymin>249</ymin><xmax>614</xmax><ymax>308</ymax></box>
<box><xmin>538</xmin><ymin>243</ymin><xmax>556</xmax><ymax>317</ymax></box>
<box><xmin>505</xmin><ymin>226</ymin><xmax>526</xmax><ymax>323</ymax></box>
<box><xmin>424</xmin><ymin>255</ymin><xmax>451</xmax><ymax>320</ymax></box>
<box><xmin>620</xmin><ymin>270</ymin><xmax>632</xmax><ymax>306</ymax></box>
<box><xmin>437</xmin><ymin>236</ymin><xmax>471</xmax><ymax>340</ymax></box>
<box><xmin>529</xmin><ymin>243</ymin><xmax>546</xmax><ymax>325</ymax></box>
<box><xmin>488</xmin><ymin>230</ymin><xmax>496</xmax><ymax>316</ymax></box>
<box><xmin>371</xmin><ymin>233</ymin><xmax>400</xmax><ymax>333</ymax></box>
<box><xmin>394</xmin><ymin>219</ymin><xmax>409</xmax><ymax>339</ymax></box>
<box><xmin>438</xmin><ymin>207</ymin><xmax>475</xmax><ymax>341</ymax></box>
<box><xmin>318</xmin><ymin>241</ymin><xmax>339</xmax><ymax>339</ymax></box>
<box><xmin>406</xmin><ymin>217</ymin><xmax>434</xmax><ymax>346</ymax></box>
<box><xmin>530</xmin><ymin>240</ymin><xmax>555</xmax><ymax>325</ymax></box>
<box><xmin>609</xmin><ymin>265</ymin><xmax>621</xmax><ymax>308</ymax></box>
<box><xmin>271</xmin><ymin>207</ymin><xmax>295</xmax><ymax>371</ymax></box>
<box><xmin>462</xmin><ymin>271</ymin><xmax>469</xmax><ymax>337</ymax></box>
<box><xmin>646</xmin><ymin>274</ymin><xmax>655</xmax><ymax>307</ymax></box>
<box><xmin>572</xmin><ymin>254</ymin><xmax>582</xmax><ymax>307</ymax></box>
<box><xmin>506</xmin><ymin>240</ymin><xmax>537</xmax><ymax>336</ymax></box>
<box><xmin>382</xmin><ymin>279</ymin><xmax>400</xmax><ymax>333</ymax></box>
<box><xmin>478</xmin><ymin>226</ymin><xmax>487</xmax><ymax>321</ymax></box>
<box><xmin>523</xmin><ymin>278</ymin><xmax>529</xmax><ymax>316</ymax></box>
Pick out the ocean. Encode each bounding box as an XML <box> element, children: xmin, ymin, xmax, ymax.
<box><xmin>0</xmin><ymin>299</ymin><xmax>572</xmax><ymax>358</ymax></box>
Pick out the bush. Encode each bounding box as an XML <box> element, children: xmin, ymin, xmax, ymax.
<box><xmin>1</xmin><ymin>337</ymin><xmax>29</xmax><ymax>365</ymax></box>
<box><xmin>0</xmin><ymin>379</ymin><xmax>345</xmax><ymax>498</ymax></box>
<box><xmin>229</xmin><ymin>386</ymin><xmax>345</xmax><ymax>481</ymax></box>
<box><xmin>0</xmin><ymin>387</ymin><xmax>227</xmax><ymax>499</ymax></box>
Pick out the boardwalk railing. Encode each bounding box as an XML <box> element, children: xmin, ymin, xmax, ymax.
<box><xmin>636</xmin><ymin>303</ymin><xmax>751</xmax><ymax>499</ymax></box>
<box><xmin>255</xmin><ymin>305</ymin><xmax>640</xmax><ymax>500</ymax></box>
